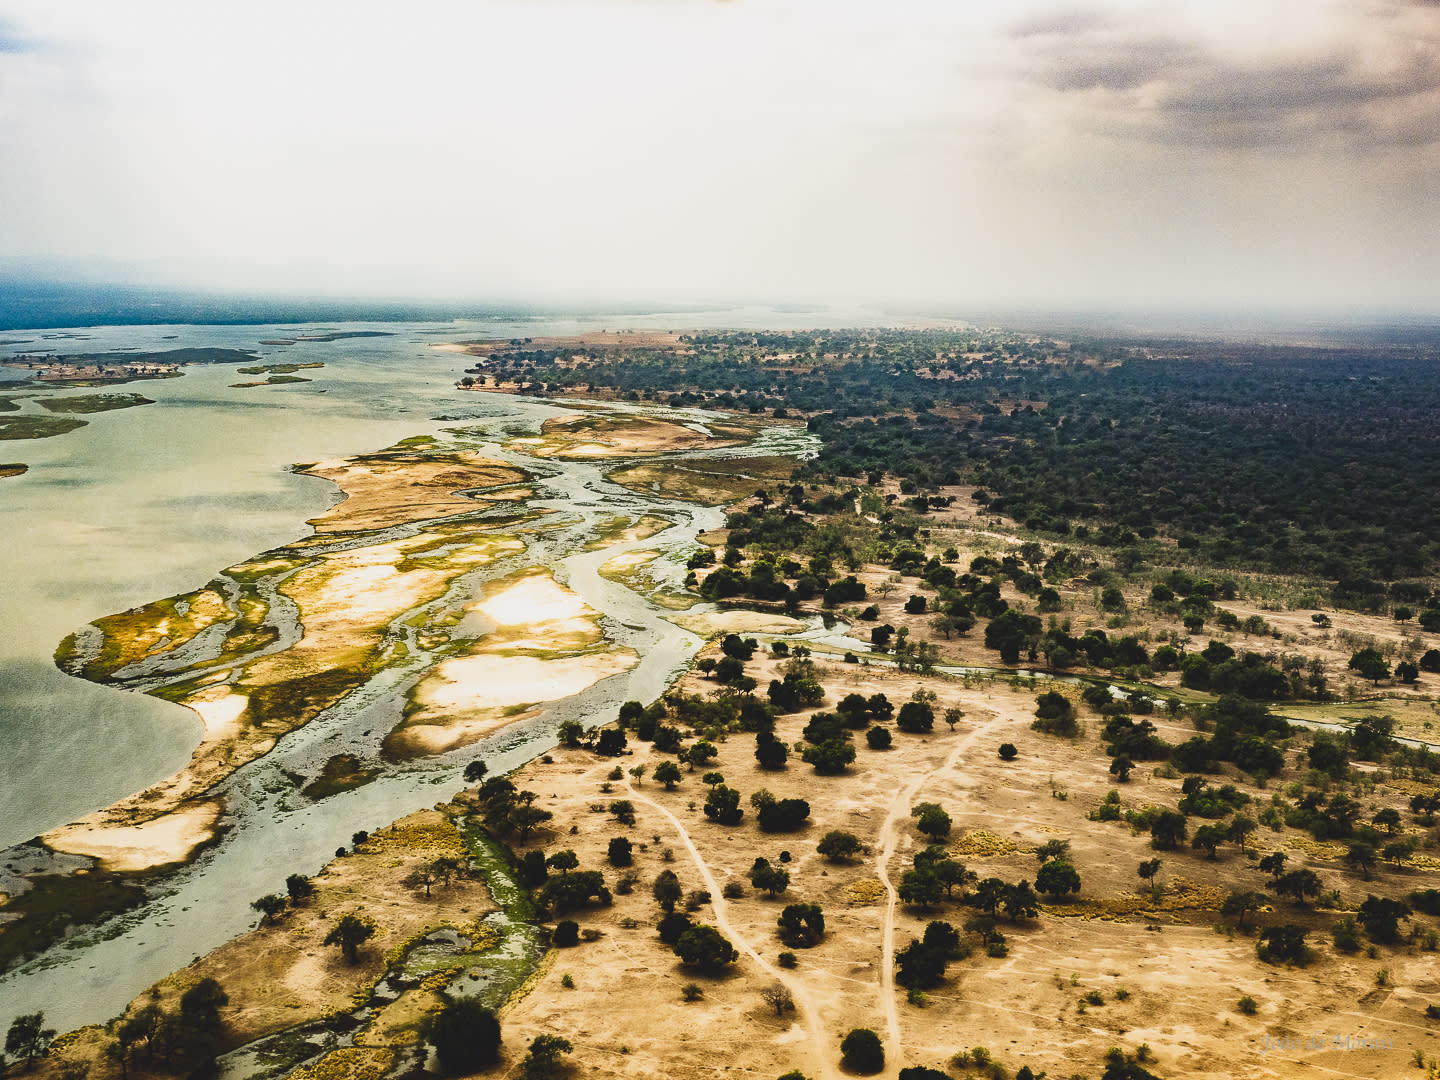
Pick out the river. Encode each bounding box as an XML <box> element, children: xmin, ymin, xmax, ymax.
<box><xmin>0</xmin><ymin>309</ymin><xmax>849</xmax><ymax>1033</ymax></box>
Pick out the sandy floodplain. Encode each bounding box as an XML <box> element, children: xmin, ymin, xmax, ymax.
<box><xmin>387</xmin><ymin>570</ymin><xmax>637</xmax><ymax>758</ymax></box>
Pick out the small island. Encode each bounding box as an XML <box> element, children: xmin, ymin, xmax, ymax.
<box><xmin>36</xmin><ymin>393</ymin><xmax>154</xmax><ymax>415</ymax></box>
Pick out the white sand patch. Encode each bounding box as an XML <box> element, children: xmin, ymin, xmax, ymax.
<box><xmin>413</xmin><ymin>651</ymin><xmax>636</xmax><ymax>715</ymax></box>
<box><xmin>600</xmin><ymin>550</ymin><xmax>659</xmax><ymax>575</ymax></box>
<box><xmin>46</xmin><ymin>800</ymin><xmax>224</xmax><ymax>872</ymax></box>
<box><xmin>186</xmin><ymin>685</ymin><xmax>249</xmax><ymax>743</ymax></box>
<box><xmin>476</xmin><ymin>572</ymin><xmax>593</xmax><ymax>627</ymax></box>
<box><xmin>670</xmin><ymin>610</ymin><xmax>805</xmax><ymax>636</ymax></box>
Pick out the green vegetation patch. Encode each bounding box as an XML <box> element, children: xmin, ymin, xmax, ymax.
<box><xmin>36</xmin><ymin>393</ymin><xmax>155</xmax><ymax>414</ymax></box>
<box><xmin>0</xmin><ymin>397</ymin><xmax>18</xmax><ymax>412</ymax></box>
<box><xmin>235</xmin><ymin>363</ymin><xmax>324</xmax><ymax>375</ymax></box>
<box><xmin>0</xmin><ymin>415</ymin><xmax>87</xmax><ymax>440</ymax></box>
<box><xmin>0</xmin><ymin>873</ymin><xmax>146</xmax><ymax>975</ymax></box>
<box><xmin>230</xmin><ymin>375</ymin><xmax>311</xmax><ymax>387</ymax></box>
<box><xmin>303</xmin><ymin>754</ymin><xmax>379</xmax><ymax>800</ymax></box>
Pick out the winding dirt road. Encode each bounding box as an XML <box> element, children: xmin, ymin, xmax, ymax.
<box><xmin>871</xmin><ymin>710</ymin><xmax>1001</xmax><ymax>1070</ymax></box>
<box><xmin>622</xmin><ymin>776</ymin><xmax>841</xmax><ymax>1080</ymax></box>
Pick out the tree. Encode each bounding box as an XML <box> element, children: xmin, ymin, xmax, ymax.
<box><xmin>1227</xmin><ymin>815</ymin><xmax>1257</xmax><ymax>853</ymax></box>
<box><xmin>761</xmin><ymin>982</ymin><xmax>797</xmax><ymax>1017</ymax></box>
<box><xmin>520</xmin><ymin>1034</ymin><xmax>573</xmax><ymax>1080</ymax></box>
<box><xmin>911</xmin><ymin>802</ymin><xmax>952</xmax><ymax>840</ymax></box>
<box><xmin>1274</xmin><ymin>869</ymin><xmax>1322</xmax><ymax>905</ymax></box>
<box><xmin>324</xmin><ymin>912</ymin><xmax>376</xmax><ymax>963</ymax></box>
<box><xmin>1032</xmin><ymin>690</ymin><xmax>1078</xmax><ymax>736</ymax></box>
<box><xmin>1348</xmin><ymin>648</ymin><xmax>1390</xmax><ymax>686</ymax></box>
<box><xmin>898</xmin><ymin>868</ymin><xmax>944</xmax><ymax>909</ymax></box>
<box><xmin>424</xmin><ymin>998</ymin><xmax>501</xmax><ymax>1074</ymax></box>
<box><xmin>547</xmin><ymin>849</ymin><xmax>579</xmax><ymax>875</ymax></box>
<box><xmin>608</xmin><ymin>836</ymin><xmax>633</xmax><ymax>867</ymax></box>
<box><xmin>756</xmin><ymin>731</ymin><xmax>790</xmax><ymax>769</ymax></box>
<box><xmin>802</xmin><ymin>738</ymin><xmax>856</xmax><ymax>774</ymax></box>
<box><xmin>684</xmin><ymin>740</ymin><xmax>718</xmax><ymax>771</ymax></box>
<box><xmin>674</xmin><ymin>924</ymin><xmax>739</xmax><ymax>971</ymax></box>
<box><xmin>654</xmin><ymin>760</ymin><xmax>683</xmax><ymax>789</ymax></box>
<box><xmin>557</xmin><ymin>719</ymin><xmax>585</xmax><ymax>747</ymax></box>
<box><xmin>463</xmin><ymin>759</ymin><xmax>488</xmax><ymax>783</ymax></box>
<box><xmin>817</xmin><ymin>831</ymin><xmax>863</xmax><ymax>862</ymax></box>
<box><xmin>1137</xmin><ymin>859</ymin><xmax>1162</xmax><ymax>889</ymax></box>
<box><xmin>1357</xmin><ymin>895</ymin><xmax>1411</xmax><ymax>944</ymax></box>
<box><xmin>943</xmin><ymin>707</ymin><xmax>964</xmax><ymax>731</ymax></box>
<box><xmin>404</xmin><ymin>863</ymin><xmax>439</xmax><ymax>898</ymax></box>
<box><xmin>778</xmin><ymin>903</ymin><xmax>825</xmax><ymax>947</ymax></box>
<box><xmin>704</xmin><ymin>784</ymin><xmax>744</xmax><ymax>825</ymax></box>
<box><xmin>285</xmin><ymin>873</ymin><xmax>315</xmax><ymax>903</ymax></box>
<box><xmin>1035</xmin><ymin>860</ymin><xmax>1081</xmax><ymax>900</ymax></box>
<box><xmin>5</xmin><ymin>1013</ymin><xmax>56</xmax><ymax>1068</ymax></box>
<box><xmin>1191</xmin><ymin>824</ymin><xmax>1226</xmax><ymax>859</ymax></box>
<box><xmin>1344</xmin><ymin>841</ymin><xmax>1378</xmax><ymax>880</ymax></box>
<box><xmin>840</xmin><ymin>1028</ymin><xmax>885</xmax><ymax>1074</ymax></box>
<box><xmin>895</xmin><ymin>937</ymin><xmax>948</xmax><ymax>988</ymax></box>
<box><xmin>252</xmin><ymin>893</ymin><xmax>288</xmax><ymax>924</ymax></box>
<box><xmin>552</xmin><ymin>920</ymin><xmax>579</xmax><ymax>947</ymax></box>
<box><xmin>998</xmin><ymin>743</ymin><xmax>1018</xmax><ymax>761</ymax></box>
<box><xmin>866</xmin><ymin>726</ymin><xmax>893</xmax><ymax>750</ymax></box>
<box><xmin>1150</xmin><ymin>810</ymin><xmax>1188</xmax><ymax>850</ymax></box>
<box><xmin>1002</xmin><ymin>881</ymin><xmax>1039</xmax><ymax>921</ymax></box>
<box><xmin>1258</xmin><ymin>852</ymin><xmax>1286</xmax><ymax>881</ymax></box>
<box><xmin>1221</xmin><ymin>890</ymin><xmax>1268</xmax><ymax>930</ymax></box>
<box><xmin>1256</xmin><ymin>924</ymin><xmax>1312</xmax><ymax>966</ymax></box>
<box><xmin>896</xmin><ymin>701</ymin><xmax>935</xmax><ymax>733</ymax></box>
<box><xmin>1109</xmin><ymin>754</ymin><xmax>1134</xmax><ymax>782</ymax></box>
<box><xmin>750</xmin><ymin>858</ymin><xmax>791</xmax><ymax>897</ymax></box>
<box><xmin>971</xmin><ymin>877</ymin><xmax>1006</xmax><ymax>916</ymax></box>
<box><xmin>1374</xmin><ymin>807</ymin><xmax>1402</xmax><ymax>834</ymax></box>
<box><xmin>653</xmin><ymin>870</ymin><xmax>684</xmax><ymax>912</ymax></box>
<box><xmin>758</xmin><ymin>798</ymin><xmax>811</xmax><ymax>833</ymax></box>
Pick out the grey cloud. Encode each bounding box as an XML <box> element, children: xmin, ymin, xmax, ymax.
<box><xmin>1016</xmin><ymin>11</ymin><xmax>1440</xmax><ymax>150</ymax></box>
<box><xmin>1008</xmin><ymin>7</ymin><xmax>1113</xmax><ymax>40</ymax></box>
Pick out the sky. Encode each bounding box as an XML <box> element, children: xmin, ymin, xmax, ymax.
<box><xmin>0</xmin><ymin>0</ymin><xmax>1437</xmax><ymax>314</ymax></box>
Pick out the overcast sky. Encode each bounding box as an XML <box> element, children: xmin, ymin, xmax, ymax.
<box><xmin>1</xmin><ymin>0</ymin><xmax>1437</xmax><ymax>313</ymax></box>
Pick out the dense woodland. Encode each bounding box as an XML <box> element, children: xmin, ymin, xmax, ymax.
<box><xmin>473</xmin><ymin>328</ymin><xmax>1440</xmax><ymax>605</ymax></box>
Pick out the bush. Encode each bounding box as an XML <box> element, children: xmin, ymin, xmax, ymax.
<box><xmin>1237</xmin><ymin>995</ymin><xmax>1258</xmax><ymax>1015</ymax></box>
<box><xmin>553</xmin><ymin>920</ymin><xmax>579</xmax><ymax>947</ymax></box>
<box><xmin>840</xmin><ymin>1028</ymin><xmax>885</xmax><ymax>1074</ymax></box>
<box><xmin>866</xmin><ymin>726</ymin><xmax>893</xmax><ymax>750</ymax></box>
<box><xmin>424</xmin><ymin>998</ymin><xmax>501</xmax><ymax>1073</ymax></box>
<box><xmin>1256</xmin><ymin>924</ymin><xmax>1313</xmax><ymax>966</ymax></box>
<box><xmin>998</xmin><ymin>743</ymin><xmax>1018</xmax><ymax>761</ymax></box>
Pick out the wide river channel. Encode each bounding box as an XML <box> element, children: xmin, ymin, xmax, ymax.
<box><xmin>0</xmin><ymin>309</ymin><xmax>859</xmax><ymax>1033</ymax></box>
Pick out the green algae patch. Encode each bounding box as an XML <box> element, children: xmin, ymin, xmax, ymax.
<box><xmin>236</xmin><ymin>363</ymin><xmax>324</xmax><ymax>375</ymax></box>
<box><xmin>582</xmin><ymin>512</ymin><xmax>675</xmax><ymax>551</ymax></box>
<box><xmin>77</xmin><ymin>585</ymin><xmax>238</xmax><ymax>680</ymax></box>
<box><xmin>0</xmin><ymin>873</ymin><xmax>147</xmax><ymax>975</ymax></box>
<box><xmin>303</xmin><ymin>754</ymin><xmax>380</xmax><ymax>800</ymax></box>
<box><xmin>0</xmin><ymin>415</ymin><xmax>87</xmax><ymax>440</ymax></box>
<box><xmin>605</xmin><ymin>460</ymin><xmax>760</xmax><ymax>506</ymax></box>
<box><xmin>230</xmin><ymin>375</ymin><xmax>311</xmax><ymax>387</ymax></box>
<box><xmin>36</xmin><ymin>393</ymin><xmax>154</xmax><ymax>414</ymax></box>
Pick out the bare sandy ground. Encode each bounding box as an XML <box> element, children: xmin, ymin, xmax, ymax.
<box><xmin>299</xmin><ymin>451</ymin><xmax>529</xmax><ymax>533</ymax></box>
<box><xmin>491</xmin><ymin>651</ymin><xmax>1437</xmax><ymax>1080</ymax></box>
<box><xmin>388</xmin><ymin>570</ymin><xmax>637</xmax><ymax>758</ymax></box>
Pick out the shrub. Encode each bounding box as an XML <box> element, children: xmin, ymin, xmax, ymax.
<box><xmin>998</xmin><ymin>743</ymin><xmax>1018</xmax><ymax>761</ymax></box>
<box><xmin>553</xmin><ymin>920</ymin><xmax>579</xmax><ymax>947</ymax></box>
<box><xmin>840</xmin><ymin>1028</ymin><xmax>885</xmax><ymax>1074</ymax></box>
<box><xmin>1237</xmin><ymin>995</ymin><xmax>1258</xmax><ymax>1015</ymax></box>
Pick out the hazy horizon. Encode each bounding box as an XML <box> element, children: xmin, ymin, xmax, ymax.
<box><xmin>2</xmin><ymin>1</ymin><xmax>1438</xmax><ymax>316</ymax></box>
